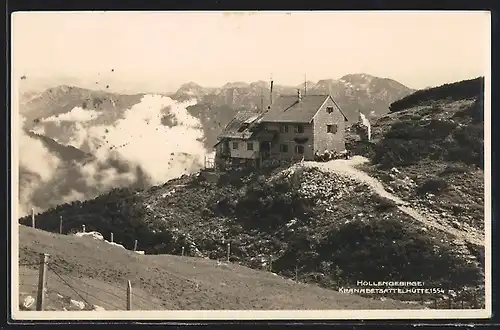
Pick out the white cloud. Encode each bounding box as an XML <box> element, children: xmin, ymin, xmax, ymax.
<box><xmin>41</xmin><ymin>107</ymin><xmax>102</xmax><ymax>123</ymax></box>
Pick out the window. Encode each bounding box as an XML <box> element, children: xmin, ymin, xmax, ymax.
<box><xmin>232</xmin><ymin>141</ymin><xmax>239</xmax><ymax>149</ymax></box>
<box><xmin>295</xmin><ymin>145</ymin><xmax>304</xmax><ymax>154</ymax></box>
<box><xmin>294</xmin><ymin>125</ymin><xmax>305</xmax><ymax>133</ymax></box>
<box><xmin>280</xmin><ymin>124</ymin><xmax>289</xmax><ymax>133</ymax></box>
<box><xmin>327</xmin><ymin>124</ymin><xmax>338</xmax><ymax>134</ymax></box>
<box><xmin>327</xmin><ymin>106</ymin><xmax>334</xmax><ymax>114</ymax></box>
<box><xmin>280</xmin><ymin>144</ymin><xmax>288</xmax><ymax>153</ymax></box>
<box><xmin>247</xmin><ymin>142</ymin><xmax>254</xmax><ymax>151</ymax></box>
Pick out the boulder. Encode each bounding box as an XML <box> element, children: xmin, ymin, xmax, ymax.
<box><xmin>20</xmin><ymin>295</ymin><xmax>35</xmax><ymax>310</ymax></box>
<box><xmin>69</xmin><ymin>299</ymin><xmax>86</xmax><ymax>310</ymax></box>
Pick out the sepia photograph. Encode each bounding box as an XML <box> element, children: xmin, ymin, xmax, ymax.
<box><xmin>10</xmin><ymin>10</ymin><xmax>491</xmax><ymax>320</ymax></box>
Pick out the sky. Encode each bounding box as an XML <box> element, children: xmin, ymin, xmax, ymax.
<box><xmin>12</xmin><ymin>11</ymin><xmax>490</xmax><ymax>93</ymax></box>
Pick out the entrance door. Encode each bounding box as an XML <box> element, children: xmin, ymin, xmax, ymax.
<box><xmin>260</xmin><ymin>141</ymin><xmax>271</xmax><ymax>159</ymax></box>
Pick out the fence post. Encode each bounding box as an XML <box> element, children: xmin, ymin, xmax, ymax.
<box><xmin>181</xmin><ymin>246</ymin><xmax>185</xmax><ymax>257</ymax></box>
<box><xmin>36</xmin><ymin>253</ymin><xmax>49</xmax><ymax>311</ymax></box>
<box><xmin>59</xmin><ymin>216</ymin><xmax>63</xmax><ymax>234</ymax></box>
<box><xmin>227</xmin><ymin>243</ymin><xmax>230</xmax><ymax>262</ymax></box>
<box><xmin>31</xmin><ymin>208</ymin><xmax>35</xmax><ymax>228</ymax></box>
<box><xmin>134</xmin><ymin>240</ymin><xmax>138</xmax><ymax>251</ymax></box>
<box><xmin>126</xmin><ymin>280</ymin><xmax>132</xmax><ymax>310</ymax></box>
<box><xmin>110</xmin><ymin>232</ymin><xmax>114</xmax><ymax>243</ymax></box>
<box><xmin>295</xmin><ymin>264</ymin><xmax>298</xmax><ymax>282</ymax></box>
<box><xmin>269</xmin><ymin>255</ymin><xmax>272</xmax><ymax>272</ymax></box>
<box><xmin>82</xmin><ymin>224</ymin><xmax>86</xmax><ymax>233</ymax></box>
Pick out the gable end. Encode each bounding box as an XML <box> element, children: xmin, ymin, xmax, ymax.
<box><xmin>310</xmin><ymin>95</ymin><xmax>347</xmax><ymax>123</ymax></box>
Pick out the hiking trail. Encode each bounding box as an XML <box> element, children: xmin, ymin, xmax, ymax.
<box><xmin>297</xmin><ymin>156</ymin><xmax>484</xmax><ymax>247</ymax></box>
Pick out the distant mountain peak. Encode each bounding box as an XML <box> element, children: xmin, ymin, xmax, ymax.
<box><xmin>249</xmin><ymin>80</ymin><xmax>270</xmax><ymax>89</ymax></box>
<box><xmin>179</xmin><ymin>81</ymin><xmax>203</xmax><ymax>89</ymax></box>
<box><xmin>339</xmin><ymin>73</ymin><xmax>377</xmax><ymax>83</ymax></box>
<box><xmin>341</xmin><ymin>73</ymin><xmax>374</xmax><ymax>79</ymax></box>
<box><xmin>222</xmin><ymin>82</ymin><xmax>250</xmax><ymax>89</ymax></box>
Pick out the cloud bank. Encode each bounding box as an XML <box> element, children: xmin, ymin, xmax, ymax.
<box><xmin>17</xmin><ymin>95</ymin><xmax>207</xmax><ymax>217</ymax></box>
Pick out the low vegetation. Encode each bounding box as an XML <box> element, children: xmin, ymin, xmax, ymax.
<box><xmin>356</xmin><ymin>76</ymin><xmax>485</xmax><ymax>251</ymax></box>
<box><xmin>21</xmin><ymin>164</ymin><xmax>484</xmax><ymax>308</ymax></box>
<box><xmin>389</xmin><ymin>77</ymin><xmax>483</xmax><ymax>113</ymax></box>
<box><xmin>416</xmin><ymin>177</ymin><xmax>449</xmax><ymax>196</ymax></box>
<box><xmin>373</xmin><ymin>99</ymin><xmax>484</xmax><ymax>169</ymax></box>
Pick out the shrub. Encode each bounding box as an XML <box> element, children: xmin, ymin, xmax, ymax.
<box><xmin>316</xmin><ymin>218</ymin><xmax>481</xmax><ymax>287</ymax></box>
<box><xmin>373</xmin><ymin>138</ymin><xmax>432</xmax><ymax>168</ymax></box>
<box><xmin>439</xmin><ymin>164</ymin><xmax>468</xmax><ymax>176</ymax></box>
<box><xmin>373</xmin><ymin>195</ymin><xmax>398</xmax><ymax>212</ymax></box>
<box><xmin>345</xmin><ymin>140</ymin><xmax>376</xmax><ymax>159</ymax></box>
<box><xmin>389</xmin><ymin>77</ymin><xmax>484</xmax><ymax>113</ymax></box>
<box><xmin>417</xmin><ymin>177</ymin><xmax>449</xmax><ymax>195</ymax></box>
<box><xmin>453</xmin><ymin>98</ymin><xmax>484</xmax><ymax>123</ymax></box>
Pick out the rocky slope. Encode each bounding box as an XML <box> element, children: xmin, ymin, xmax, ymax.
<box><xmin>345</xmin><ymin>77</ymin><xmax>485</xmax><ymax>235</ymax></box>
<box><xmin>21</xmin><ymin>160</ymin><xmax>485</xmax><ymax>309</ymax></box>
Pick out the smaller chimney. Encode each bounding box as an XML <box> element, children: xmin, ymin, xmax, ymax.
<box><xmin>297</xmin><ymin>89</ymin><xmax>302</xmax><ymax>102</ymax></box>
<box><xmin>270</xmin><ymin>75</ymin><xmax>274</xmax><ymax>106</ymax></box>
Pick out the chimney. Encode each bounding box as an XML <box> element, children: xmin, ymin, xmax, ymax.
<box><xmin>270</xmin><ymin>77</ymin><xmax>274</xmax><ymax>107</ymax></box>
<box><xmin>297</xmin><ymin>89</ymin><xmax>302</xmax><ymax>102</ymax></box>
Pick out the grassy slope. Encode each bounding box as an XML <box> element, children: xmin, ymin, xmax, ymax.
<box><xmin>18</xmin><ymin>225</ymin><xmax>417</xmax><ymax>311</ymax></box>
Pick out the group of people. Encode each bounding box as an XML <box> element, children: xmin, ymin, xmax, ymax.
<box><xmin>314</xmin><ymin>149</ymin><xmax>353</xmax><ymax>162</ymax></box>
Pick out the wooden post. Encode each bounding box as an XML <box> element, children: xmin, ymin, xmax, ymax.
<box><xmin>461</xmin><ymin>299</ymin><xmax>464</xmax><ymax>309</ymax></box>
<box><xmin>227</xmin><ymin>243</ymin><xmax>230</xmax><ymax>262</ymax></box>
<box><xmin>133</xmin><ymin>240</ymin><xmax>138</xmax><ymax>251</ymax></box>
<box><xmin>448</xmin><ymin>296</ymin><xmax>452</xmax><ymax>309</ymax></box>
<box><xmin>269</xmin><ymin>255</ymin><xmax>272</xmax><ymax>272</ymax></box>
<box><xmin>110</xmin><ymin>232</ymin><xmax>114</xmax><ymax>243</ymax></box>
<box><xmin>434</xmin><ymin>298</ymin><xmax>438</xmax><ymax>309</ymax></box>
<box><xmin>59</xmin><ymin>216</ymin><xmax>63</xmax><ymax>234</ymax></box>
<box><xmin>295</xmin><ymin>264</ymin><xmax>298</xmax><ymax>282</ymax></box>
<box><xmin>82</xmin><ymin>224</ymin><xmax>85</xmax><ymax>233</ymax></box>
<box><xmin>126</xmin><ymin>280</ymin><xmax>132</xmax><ymax>310</ymax></box>
<box><xmin>181</xmin><ymin>246</ymin><xmax>185</xmax><ymax>257</ymax></box>
<box><xmin>36</xmin><ymin>253</ymin><xmax>49</xmax><ymax>311</ymax></box>
<box><xmin>31</xmin><ymin>208</ymin><xmax>35</xmax><ymax>228</ymax></box>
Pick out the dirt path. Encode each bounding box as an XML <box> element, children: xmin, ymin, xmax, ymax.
<box><xmin>297</xmin><ymin>156</ymin><xmax>484</xmax><ymax>247</ymax></box>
